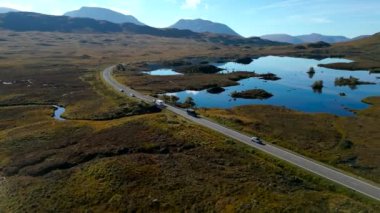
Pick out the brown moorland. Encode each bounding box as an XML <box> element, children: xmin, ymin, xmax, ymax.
<box><xmin>199</xmin><ymin>96</ymin><xmax>380</xmax><ymax>183</ymax></box>
<box><xmin>1</xmin><ymin>30</ymin><xmax>380</xmax><ymax>210</ymax></box>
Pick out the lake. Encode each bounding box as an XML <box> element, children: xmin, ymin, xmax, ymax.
<box><xmin>159</xmin><ymin>56</ymin><xmax>380</xmax><ymax>116</ymax></box>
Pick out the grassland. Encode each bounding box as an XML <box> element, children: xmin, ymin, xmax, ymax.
<box><xmin>1</xmin><ymin>30</ymin><xmax>380</xmax><ymax>211</ymax></box>
<box><xmin>199</xmin><ymin>96</ymin><xmax>380</xmax><ymax>183</ymax></box>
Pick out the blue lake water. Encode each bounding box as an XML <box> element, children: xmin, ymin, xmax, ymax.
<box><xmin>144</xmin><ymin>69</ymin><xmax>182</xmax><ymax>76</ymax></box>
<box><xmin>53</xmin><ymin>105</ymin><xmax>66</xmax><ymax>121</ymax></box>
<box><xmin>164</xmin><ymin>56</ymin><xmax>380</xmax><ymax>116</ymax></box>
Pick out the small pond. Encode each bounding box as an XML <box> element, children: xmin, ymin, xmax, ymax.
<box><xmin>163</xmin><ymin>56</ymin><xmax>380</xmax><ymax>116</ymax></box>
<box><xmin>53</xmin><ymin>105</ymin><xmax>66</xmax><ymax>121</ymax></box>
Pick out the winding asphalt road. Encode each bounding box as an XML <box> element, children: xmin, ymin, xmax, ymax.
<box><xmin>103</xmin><ymin>66</ymin><xmax>380</xmax><ymax>201</ymax></box>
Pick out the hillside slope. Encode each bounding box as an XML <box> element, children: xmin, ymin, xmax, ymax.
<box><xmin>319</xmin><ymin>33</ymin><xmax>380</xmax><ymax>70</ymax></box>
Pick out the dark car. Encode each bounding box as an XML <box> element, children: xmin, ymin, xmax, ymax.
<box><xmin>186</xmin><ymin>109</ymin><xmax>198</xmax><ymax>117</ymax></box>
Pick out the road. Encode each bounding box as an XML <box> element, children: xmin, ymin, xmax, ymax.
<box><xmin>103</xmin><ymin>66</ymin><xmax>380</xmax><ymax>201</ymax></box>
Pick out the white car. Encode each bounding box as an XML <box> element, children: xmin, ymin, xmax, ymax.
<box><xmin>130</xmin><ymin>93</ymin><xmax>135</xmax><ymax>97</ymax></box>
<box><xmin>155</xmin><ymin>100</ymin><xmax>166</xmax><ymax>108</ymax></box>
<box><xmin>251</xmin><ymin>137</ymin><xmax>264</xmax><ymax>145</ymax></box>
<box><xmin>119</xmin><ymin>89</ymin><xmax>124</xmax><ymax>93</ymax></box>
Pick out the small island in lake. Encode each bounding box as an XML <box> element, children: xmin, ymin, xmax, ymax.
<box><xmin>207</xmin><ymin>86</ymin><xmax>226</xmax><ymax>94</ymax></box>
<box><xmin>235</xmin><ymin>57</ymin><xmax>253</xmax><ymax>64</ymax></box>
<box><xmin>231</xmin><ymin>89</ymin><xmax>273</xmax><ymax>99</ymax></box>
<box><xmin>335</xmin><ymin>76</ymin><xmax>375</xmax><ymax>88</ymax></box>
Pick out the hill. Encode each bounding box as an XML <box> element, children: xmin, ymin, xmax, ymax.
<box><xmin>318</xmin><ymin>33</ymin><xmax>380</xmax><ymax>70</ymax></box>
<box><xmin>170</xmin><ymin>19</ymin><xmax>240</xmax><ymax>37</ymax></box>
<box><xmin>64</xmin><ymin>7</ymin><xmax>144</xmax><ymax>25</ymax></box>
<box><xmin>261</xmin><ymin>33</ymin><xmax>350</xmax><ymax>44</ymax></box>
<box><xmin>0</xmin><ymin>7</ymin><xmax>18</xmax><ymax>13</ymax></box>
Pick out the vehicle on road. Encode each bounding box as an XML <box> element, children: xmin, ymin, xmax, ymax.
<box><xmin>119</xmin><ymin>89</ymin><xmax>124</xmax><ymax>93</ymax></box>
<box><xmin>155</xmin><ymin>99</ymin><xmax>166</xmax><ymax>108</ymax></box>
<box><xmin>186</xmin><ymin>109</ymin><xmax>198</xmax><ymax>117</ymax></box>
<box><xmin>251</xmin><ymin>137</ymin><xmax>265</xmax><ymax>145</ymax></box>
<box><xmin>130</xmin><ymin>93</ymin><xmax>135</xmax><ymax>97</ymax></box>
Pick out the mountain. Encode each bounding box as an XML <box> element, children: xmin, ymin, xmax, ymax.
<box><xmin>170</xmin><ymin>19</ymin><xmax>240</xmax><ymax>37</ymax></box>
<box><xmin>260</xmin><ymin>34</ymin><xmax>303</xmax><ymax>44</ymax></box>
<box><xmin>0</xmin><ymin>12</ymin><xmax>196</xmax><ymax>36</ymax></box>
<box><xmin>297</xmin><ymin>33</ymin><xmax>350</xmax><ymax>43</ymax></box>
<box><xmin>261</xmin><ymin>33</ymin><xmax>350</xmax><ymax>44</ymax></box>
<box><xmin>0</xmin><ymin>12</ymin><xmax>283</xmax><ymax>46</ymax></box>
<box><xmin>64</xmin><ymin>7</ymin><xmax>144</xmax><ymax>25</ymax></box>
<box><xmin>0</xmin><ymin>7</ymin><xmax>18</xmax><ymax>13</ymax></box>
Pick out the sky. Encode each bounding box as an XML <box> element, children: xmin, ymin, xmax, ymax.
<box><xmin>0</xmin><ymin>0</ymin><xmax>379</xmax><ymax>38</ymax></box>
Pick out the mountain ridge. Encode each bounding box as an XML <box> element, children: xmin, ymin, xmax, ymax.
<box><xmin>0</xmin><ymin>12</ymin><xmax>282</xmax><ymax>47</ymax></box>
<box><xmin>170</xmin><ymin>19</ymin><xmax>241</xmax><ymax>37</ymax></box>
<box><xmin>64</xmin><ymin>6</ymin><xmax>145</xmax><ymax>25</ymax></box>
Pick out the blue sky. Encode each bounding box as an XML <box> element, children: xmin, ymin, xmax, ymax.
<box><xmin>1</xmin><ymin>0</ymin><xmax>379</xmax><ymax>37</ymax></box>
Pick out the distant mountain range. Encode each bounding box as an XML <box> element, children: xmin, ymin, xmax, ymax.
<box><xmin>0</xmin><ymin>12</ymin><xmax>282</xmax><ymax>47</ymax></box>
<box><xmin>64</xmin><ymin>7</ymin><xmax>145</xmax><ymax>25</ymax></box>
<box><xmin>260</xmin><ymin>33</ymin><xmax>351</xmax><ymax>44</ymax></box>
<box><xmin>170</xmin><ymin>19</ymin><xmax>241</xmax><ymax>37</ymax></box>
<box><xmin>0</xmin><ymin>7</ymin><xmax>18</xmax><ymax>13</ymax></box>
<box><xmin>0</xmin><ymin>6</ymin><xmax>373</xmax><ymax>42</ymax></box>
<box><xmin>0</xmin><ymin>12</ymin><xmax>197</xmax><ymax>37</ymax></box>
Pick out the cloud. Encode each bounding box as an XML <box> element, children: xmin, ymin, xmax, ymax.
<box><xmin>182</xmin><ymin>0</ymin><xmax>202</xmax><ymax>9</ymax></box>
